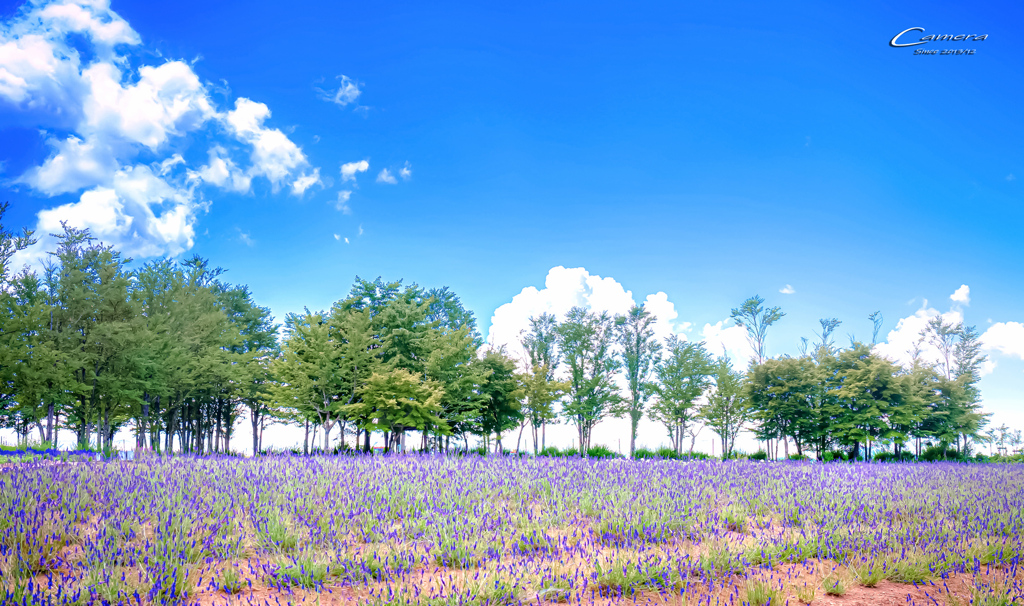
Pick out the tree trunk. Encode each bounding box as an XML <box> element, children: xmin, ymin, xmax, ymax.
<box><xmin>46</xmin><ymin>402</ymin><xmax>55</xmax><ymax>444</ymax></box>
<box><xmin>251</xmin><ymin>408</ymin><xmax>261</xmax><ymax>456</ymax></box>
<box><xmin>629</xmin><ymin>415</ymin><xmax>638</xmax><ymax>458</ymax></box>
<box><xmin>303</xmin><ymin>419</ymin><xmax>309</xmax><ymax>455</ymax></box>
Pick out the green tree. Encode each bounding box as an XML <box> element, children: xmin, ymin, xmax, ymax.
<box><xmin>348</xmin><ymin>368</ymin><xmax>447</xmax><ymax>452</ymax></box>
<box><xmin>521</xmin><ymin>313</ymin><xmax>560</xmax><ymax>450</ymax></box>
<box><xmin>475</xmin><ymin>348</ymin><xmax>525</xmax><ymax>452</ymax></box>
<box><xmin>613</xmin><ymin>304</ymin><xmax>661</xmax><ymax>457</ymax></box>
<box><xmin>556</xmin><ymin>307</ymin><xmax>620</xmax><ymax>455</ymax></box>
<box><xmin>730</xmin><ymin>295</ymin><xmax>785</xmax><ymax>366</ymax></box>
<box><xmin>700</xmin><ymin>356</ymin><xmax>749</xmax><ymax>458</ymax></box>
<box><xmin>650</xmin><ymin>338</ymin><xmax>714</xmax><ymax>457</ymax></box>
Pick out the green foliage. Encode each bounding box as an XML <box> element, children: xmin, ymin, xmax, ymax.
<box><xmin>745</xmin><ymin>579</ymin><xmax>783</xmax><ymax>606</ymax></box>
<box><xmin>613</xmin><ymin>305</ymin><xmax>661</xmax><ymax>457</ymax></box>
<box><xmin>822</xmin><ymin>572</ymin><xmax>845</xmax><ymax>596</ymax></box>
<box><xmin>822</xmin><ymin>450</ymin><xmax>848</xmax><ymax>462</ymax></box>
<box><xmin>649</xmin><ymin>337</ymin><xmax>714</xmax><ymax>457</ymax></box>
<box><xmin>632</xmin><ymin>447</ymin><xmax>657</xmax><ymax>459</ymax></box>
<box><xmin>218</xmin><ymin>565</ymin><xmax>245</xmax><ymax>594</ymax></box>
<box><xmin>585</xmin><ymin>444</ymin><xmax>619</xmax><ymax>459</ymax></box>
<box><xmin>654</xmin><ymin>446</ymin><xmax>679</xmax><ymax>459</ymax></box>
<box><xmin>749</xmin><ymin>450</ymin><xmax>768</xmax><ymax>460</ymax></box>
<box><xmin>922</xmin><ymin>445</ymin><xmax>962</xmax><ymax>461</ymax></box>
<box><xmin>556</xmin><ymin>307</ymin><xmax>620</xmax><ymax>453</ymax></box>
<box><xmin>702</xmin><ymin>356</ymin><xmax>749</xmax><ymax>459</ymax></box>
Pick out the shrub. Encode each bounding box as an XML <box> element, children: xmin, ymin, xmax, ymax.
<box><xmin>586</xmin><ymin>445</ymin><xmax>619</xmax><ymax>459</ymax></box>
<box><xmin>749</xmin><ymin>450</ymin><xmax>768</xmax><ymax>461</ymax></box>
<box><xmin>921</xmin><ymin>445</ymin><xmax>961</xmax><ymax>462</ymax></box>
<box><xmin>538</xmin><ymin>446</ymin><xmax>561</xmax><ymax>457</ymax></box>
<box><xmin>822</xmin><ymin>450</ymin><xmax>848</xmax><ymax>462</ymax></box>
<box><xmin>874</xmin><ymin>450</ymin><xmax>915</xmax><ymax>462</ymax></box>
<box><xmin>632</xmin><ymin>447</ymin><xmax>657</xmax><ymax>459</ymax></box>
<box><xmin>655</xmin><ymin>446</ymin><xmax>680</xmax><ymax>459</ymax></box>
<box><xmin>787</xmin><ymin>453</ymin><xmax>809</xmax><ymax>461</ymax></box>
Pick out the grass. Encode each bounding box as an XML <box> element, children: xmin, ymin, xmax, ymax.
<box><xmin>822</xmin><ymin>571</ymin><xmax>846</xmax><ymax>596</ymax></box>
<box><xmin>745</xmin><ymin>578</ymin><xmax>783</xmax><ymax>606</ymax></box>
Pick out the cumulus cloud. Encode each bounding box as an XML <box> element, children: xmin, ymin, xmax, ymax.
<box><xmin>701</xmin><ymin>320</ymin><xmax>753</xmax><ymax>365</ymax></box>
<box><xmin>2</xmin><ymin>0</ymin><xmax>318</xmax><ymax>268</ymax></box>
<box><xmin>779</xmin><ymin>284</ymin><xmax>795</xmax><ymax>295</ymax></box>
<box><xmin>290</xmin><ymin>168</ymin><xmax>321</xmax><ymax>196</ymax></box>
<box><xmin>315</xmin><ymin>74</ymin><xmax>361</xmax><ymax>107</ymax></box>
<box><xmin>225</xmin><ymin>98</ymin><xmax>313</xmax><ymax>189</ymax></box>
<box><xmin>198</xmin><ymin>146</ymin><xmax>251</xmax><ymax>193</ymax></box>
<box><xmin>25</xmin><ymin>163</ymin><xmax>199</xmax><ymax>262</ymax></box>
<box><xmin>872</xmin><ymin>304</ymin><xmax>964</xmax><ymax>370</ymax></box>
<box><xmin>486</xmin><ymin>266</ymin><xmax>688</xmax><ymax>369</ymax></box>
<box><xmin>376</xmin><ymin>168</ymin><xmax>397</xmax><ymax>184</ymax></box>
<box><xmin>950</xmin><ymin>284</ymin><xmax>970</xmax><ymax>305</ymax></box>
<box><xmin>982</xmin><ymin>322</ymin><xmax>1024</xmax><ymax>361</ymax></box>
<box><xmin>399</xmin><ymin>161</ymin><xmax>412</xmax><ymax>181</ymax></box>
<box><xmin>340</xmin><ymin>160</ymin><xmax>369</xmax><ymax>182</ymax></box>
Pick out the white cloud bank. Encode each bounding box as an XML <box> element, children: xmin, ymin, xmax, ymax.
<box><xmin>485</xmin><ymin>266</ymin><xmax>754</xmax><ymax>370</ymax></box>
<box><xmin>2</xmin><ymin>0</ymin><xmax>320</xmax><ymax>266</ymax></box>
<box><xmin>872</xmin><ymin>285</ymin><xmax>1020</xmax><ymax>377</ymax></box>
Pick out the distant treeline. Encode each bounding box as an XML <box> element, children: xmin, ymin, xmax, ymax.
<box><xmin>0</xmin><ymin>206</ymin><xmax>1004</xmax><ymax>459</ymax></box>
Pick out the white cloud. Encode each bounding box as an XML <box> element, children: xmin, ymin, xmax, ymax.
<box><xmin>872</xmin><ymin>303</ymin><xmax>965</xmax><ymax>371</ymax></box>
<box><xmin>344</xmin><ymin>237</ymin><xmax>350</xmax><ymax>244</ymax></box>
<box><xmin>315</xmin><ymin>74</ymin><xmax>361</xmax><ymax>107</ymax></box>
<box><xmin>20</xmin><ymin>135</ymin><xmax>117</xmax><ymax>195</ymax></box>
<box><xmin>982</xmin><ymin>322</ymin><xmax>1024</xmax><ymax>361</ymax></box>
<box><xmin>486</xmin><ymin>266</ymin><xmax>683</xmax><ymax>369</ymax></box>
<box><xmin>14</xmin><ymin>162</ymin><xmax>200</xmax><ymax>269</ymax></box>
<box><xmin>376</xmin><ymin>168</ymin><xmax>397</xmax><ymax>184</ymax></box>
<box><xmin>238</xmin><ymin>229</ymin><xmax>254</xmax><ymax>247</ymax></box>
<box><xmin>950</xmin><ymin>284</ymin><xmax>970</xmax><ymax>305</ymax></box>
<box><xmin>701</xmin><ymin>320</ymin><xmax>753</xmax><ymax>365</ymax></box>
<box><xmin>399</xmin><ymin>161</ymin><xmax>412</xmax><ymax>181</ymax></box>
<box><xmin>779</xmin><ymin>284</ymin><xmax>795</xmax><ymax>294</ymax></box>
<box><xmin>358</xmin><ymin>224</ymin><xmax>364</xmax><ymax>236</ymax></box>
<box><xmin>225</xmin><ymin>98</ymin><xmax>310</xmax><ymax>188</ymax></box>
<box><xmin>1</xmin><ymin>0</ymin><xmax>318</xmax><ymax>263</ymax></box>
<box><xmin>198</xmin><ymin>146</ymin><xmax>251</xmax><ymax>193</ymax></box>
<box><xmin>333</xmin><ymin>190</ymin><xmax>352</xmax><ymax>213</ymax></box>
<box><xmin>340</xmin><ymin>160</ymin><xmax>369</xmax><ymax>182</ymax></box>
<box><xmin>290</xmin><ymin>167</ymin><xmax>321</xmax><ymax>196</ymax></box>
<box><xmin>333</xmin><ymin>233</ymin><xmax>340</xmax><ymax>241</ymax></box>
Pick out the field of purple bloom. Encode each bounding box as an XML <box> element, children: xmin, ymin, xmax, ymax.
<box><xmin>2</xmin><ymin>456</ymin><xmax>1022</xmax><ymax>606</ymax></box>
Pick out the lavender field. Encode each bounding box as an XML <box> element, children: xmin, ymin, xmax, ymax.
<box><xmin>2</xmin><ymin>456</ymin><xmax>1022</xmax><ymax>606</ymax></box>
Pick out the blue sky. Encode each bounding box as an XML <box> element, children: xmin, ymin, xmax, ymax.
<box><xmin>1</xmin><ymin>0</ymin><xmax>1021</xmax><ymax>449</ymax></box>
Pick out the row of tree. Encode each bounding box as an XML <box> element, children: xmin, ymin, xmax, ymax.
<box><xmin>0</xmin><ymin>207</ymin><xmax>999</xmax><ymax>458</ymax></box>
<box><xmin>0</xmin><ymin>206</ymin><xmax>277</xmax><ymax>454</ymax></box>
